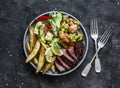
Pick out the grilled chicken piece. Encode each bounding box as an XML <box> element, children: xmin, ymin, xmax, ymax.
<box><xmin>57</xmin><ymin>57</ymin><xmax>70</xmax><ymax>70</ymax></box>
<box><xmin>67</xmin><ymin>47</ymin><xmax>78</xmax><ymax>61</ymax></box>
<box><xmin>68</xmin><ymin>24</ymin><xmax>78</xmax><ymax>33</ymax></box>
<box><xmin>55</xmin><ymin>61</ymin><xmax>65</xmax><ymax>72</ymax></box>
<box><xmin>59</xmin><ymin>32</ymin><xmax>69</xmax><ymax>43</ymax></box>
<box><xmin>62</xmin><ymin>49</ymin><xmax>74</xmax><ymax>63</ymax></box>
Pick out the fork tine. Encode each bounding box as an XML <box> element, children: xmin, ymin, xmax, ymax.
<box><xmin>93</xmin><ymin>19</ymin><xmax>96</xmax><ymax>34</ymax></box>
<box><xmin>90</xmin><ymin>20</ymin><xmax>93</xmax><ymax>34</ymax></box>
<box><xmin>99</xmin><ymin>30</ymin><xmax>108</xmax><ymax>42</ymax></box>
<box><xmin>95</xmin><ymin>19</ymin><xmax>98</xmax><ymax>34</ymax></box>
<box><xmin>93</xmin><ymin>19</ymin><xmax>95</xmax><ymax>34</ymax></box>
<box><xmin>102</xmin><ymin>31</ymin><xmax>112</xmax><ymax>44</ymax></box>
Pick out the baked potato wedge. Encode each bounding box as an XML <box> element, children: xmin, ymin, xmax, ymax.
<box><xmin>29</xmin><ymin>26</ymin><xmax>36</xmax><ymax>49</ymax></box>
<box><xmin>26</xmin><ymin>42</ymin><xmax>38</xmax><ymax>65</ymax></box>
<box><xmin>26</xmin><ymin>42</ymin><xmax>31</xmax><ymax>53</ymax></box>
<box><xmin>32</xmin><ymin>58</ymin><xmax>38</xmax><ymax>66</ymax></box>
<box><xmin>50</xmin><ymin>64</ymin><xmax>56</xmax><ymax>73</ymax></box>
<box><xmin>42</xmin><ymin>56</ymin><xmax>56</xmax><ymax>74</ymax></box>
<box><xmin>25</xmin><ymin>40</ymin><xmax>40</xmax><ymax>63</ymax></box>
<box><xmin>36</xmin><ymin>46</ymin><xmax>46</xmax><ymax>73</ymax></box>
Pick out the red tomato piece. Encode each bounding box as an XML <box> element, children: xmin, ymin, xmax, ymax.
<box><xmin>37</xmin><ymin>16</ymin><xmax>50</xmax><ymax>21</ymax></box>
<box><xmin>44</xmin><ymin>25</ymin><xmax>52</xmax><ymax>32</ymax></box>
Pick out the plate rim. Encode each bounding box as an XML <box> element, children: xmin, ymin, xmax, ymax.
<box><xmin>23</xmin><ymin>11</ymin><xmax>89</xmax><ymax>76</ymax></box>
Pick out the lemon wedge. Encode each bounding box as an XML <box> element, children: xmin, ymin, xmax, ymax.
<box><xmin>45</xmin><ymin>48</ymin><xmax>53</xmax><ymax>63</ymax></box>
<box><xmin>51</xmin><ymin>42</ymin><xmax>63</xmax><ymax>56</ymax></box>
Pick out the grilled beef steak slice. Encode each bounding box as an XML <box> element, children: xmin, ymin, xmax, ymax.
<box><xmin>67</xmin><ymin>47</ymin><xmax>78</xmax><ymax>61</ymax></box>
<box><xmin>61</xmin><ymin>56</ymin><xmax>73</xmax><ymax>67</ymax></box>
<box><xmin>55</xmin><ymin>61</ymin><xmax>65</xmax><ymax>72</ymax></box>
<box><xmin>74</xmin><ymin>42</ymin><xmax>84</xmax><ymax>59</ymax></box>
<box><xmin>57</xmin><ymin>57</ymin><xmax>70</xmax><ymax>70</ymax></box>
<box><xmin>62</xmin><ymin>49</ymin><xmax>74</xmax><ymax>63</ymax></box>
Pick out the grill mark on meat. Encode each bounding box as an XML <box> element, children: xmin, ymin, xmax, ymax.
<box><xmin>61</xmin><ymin>56</ymin><xmax>73</xmax><ymax>67</ymax></box>
<box><xmin>62</xmin><ymin>49</ymin><xmax>74</xmax><ymax>63</ymax></box>
<box><xmin>55</xmin><ymin>61</ymin><xmax>65</xmax><ymax>72</ymax></box>
<box><xmin>57</xmin><ymin>57</ymin><xmax>70</xmax><ymax>70</ymax></box>
<box><xmin>67</xmin><ymin>47</ymin><xmax>78</xmax><ymax>61</ymax></box>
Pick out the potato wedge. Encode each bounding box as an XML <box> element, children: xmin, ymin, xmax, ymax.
<box><xmin>36</xmin><ymin>46</ymin><xmax>46</xmax><ymax>73</ymax></box>
<box><xmin>25</xmin><ymin>40</ymin><xmax>40</xmax><ymax>63</ymax></box>
<box><xmin>26</xmin><ymin>42</ymin><xmax>31</xmax><ymax>53</ymax></box>
<box><xmin>39</xmin><ymin>39</ymin><xmax>49</xmax><ymax>50</ymax></box>
<box><xmin>32</xmin><ymin>58</ymin><xmax>38</xmax><ymax>66</ymax></box>
<box><xmin>42</xmin><ymin>56</ymin><xmax>56</xmax><ymax>75</ymax></box>
<box><xmin>50</xmin><ymin>64</ymin><xmax>56</xmax><ymax>73</ymax></box>
<box><xmin>29</xmin><ymin>26</ymin><xmax>36</xmax><ymax>49</ymax></box>
<box><xmin>26</xmin><ymin>42</ymin><xmax>38</xmax><ymax>65</ymax></box>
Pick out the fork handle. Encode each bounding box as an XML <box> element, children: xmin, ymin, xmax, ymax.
<box><xmin>95</xmin><ymin>41</ymin><xmax>101</xmax><ymax>73</ymax></box>
<box><xmin>81</xmin><ymin>63</ymin><xmax>92</xmax><ymax>77</ymax></box>
<box><xmin>95</xmin><ymin>57</ymin><xmax>101</xmax><ymax>73</ymax></box>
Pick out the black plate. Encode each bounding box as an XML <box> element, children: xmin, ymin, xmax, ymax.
<box><xmin>23</xmin><ymin>11</ymin><xmax>89</xmax><ymax>76</ymax></box>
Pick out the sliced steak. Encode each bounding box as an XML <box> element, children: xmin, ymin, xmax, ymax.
<box><xmin>57</xmin><ymin>57</ymin><xmax>70</xmax><ymax>70</ymax></box>
<box><xmin>55</xmin><ymin>61</ymin><xmax>65</xmax><ymax>72</ymax></box>
<box><xmin>74</xmin><ymin>42</ymin><xmax>84</xmax><ymax>59</ymax></box>
<box><xmin>61</xmin><ymin>49</ymin><xmax>74</xmax><ymax>63</ymax></box>
<box><xmin>67</xmin><ymin>47</ymin><xmax>78</xmax><ymax>61</ymax></box>
<box><xmin>61</xmin><ymin>56</ymin><xmax>73</xmax><ymax>67</ymax></box>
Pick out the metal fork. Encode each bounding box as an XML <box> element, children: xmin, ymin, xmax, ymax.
<box><xmin>81</xmin><ymin>30</ymin><xmax>112</xmax><ymax>77</ymax></box>
<box><xmin>90</xmin><ymin>19</ymin><xmax>101</xmax><ymax>73</ymax></box>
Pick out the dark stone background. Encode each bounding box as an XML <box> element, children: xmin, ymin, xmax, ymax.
<box><xmin>0</xmin><ymin>0</ymin><xmax>120</xmax><ymax>88</ymax></box>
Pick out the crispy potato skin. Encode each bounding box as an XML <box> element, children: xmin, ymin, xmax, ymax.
<box><xmin>26</xmin><ymin>42</ymin><xmax>38</xmax><ymax>65</ymax></box>
<box><xmin>36</xmin><ymin>46</ymin><xmax>46</xmax><ymax>73</ymax></box>
<box><xmin>25</xmin><ymin>40</ymin><xmax>40</xmax><ymax>63</ymax></box>
<box><xmin>26</xmin><ymin>42</ymin><xmax>31</xmax><ymax>53</ymax></box>
<box><xmin>29</xmin><ymin>26</ymin><xmax>36</xmax><ymax>49</ymax></box>
<box><xmin>32</xmin><ymin>58</ymin><xmax>38</xmax><ymax>66</ymax></box>
<box><xmin>42</xmin><ymin>56</ymin><xmax>56</xmax><ymax>74</ymax></box>
<box><xmin>50</xmin><ymin>64</ymin><xmax>56</xmax><ymax>73</ymax></box>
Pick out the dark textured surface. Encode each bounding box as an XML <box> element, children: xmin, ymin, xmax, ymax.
<box><xmin>0</xmin><ymin>0</ymin><xmax>120</xmax><ymax>88</ymax></box>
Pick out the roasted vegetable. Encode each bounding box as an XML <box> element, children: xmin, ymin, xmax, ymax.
<box><xmin>26</xmin><ymin>42</ymin><xmax>38</xmax><ymax>65</ymax></box>
<box><xmin>42</xmin><ymin>56</ymin><xmax>56</xmax><ymax>74</ymax></box>
<box><xmin>40</xmin><ymin>39</ymin><xmax>49</xmax><ymax>49</ymax></box>
<box><xmin>50</xmin><ymin>64</ymin><xmax>56</xmax><ymax>73</ymax></box>
<box><xmin>36</xmin><ymin>46</ymin><xmax>46</xmax><ymax>73</ymax></box>
<box><xmin>26</xmin><ymin>42</ymin><xmax>31</xmax><ymax>53</ymax></box>
<box><xmin>25</xmin><ymin>40</ymin><xmax>40</xmax><ymax>63</ymax></box>
<box><xmin>32</xmin><ymin>58</ymin><xmax>38</xmax><ymax>66</ymax></box>
<box><xmin>29</xmin><ymin>26</ymin><xmax>36</xmax><ymax>49</ymax></box>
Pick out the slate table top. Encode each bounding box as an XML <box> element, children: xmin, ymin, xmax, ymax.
<box><xmin>0</xmin><ymin>0</ymin><xmax>120</xmax><ymax>88</ymax></box>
